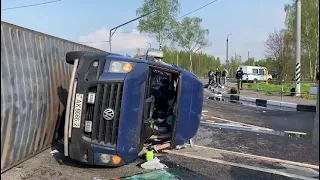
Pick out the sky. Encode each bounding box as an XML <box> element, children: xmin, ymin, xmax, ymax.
<box><xmin>1</xmin><ymin>0</ymin><xmax>292</xmax><ymax>62</ymax></box>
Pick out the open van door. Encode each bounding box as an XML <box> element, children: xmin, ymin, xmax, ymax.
<box><xmin>173</xmin><ymin>72</ymin><xmax>203</xmax><ymax>146</ymax></box>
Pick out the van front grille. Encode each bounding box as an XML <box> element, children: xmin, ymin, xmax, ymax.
<box><xmin>83</xmin><ymin>83</ymin><xmax>123</xmax><ymax>147</ymax></box>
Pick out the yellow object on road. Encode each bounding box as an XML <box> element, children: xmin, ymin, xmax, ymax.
<box><xmin>146</xmin><ymin>150</ymin><xmax>154</xmax><ymax>161</ymax></box>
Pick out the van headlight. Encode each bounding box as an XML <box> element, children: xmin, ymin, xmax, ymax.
<box><xmin>109</xmin><ymin>61</ymin><xmax>135</xmax><ymax>73</ymax></box>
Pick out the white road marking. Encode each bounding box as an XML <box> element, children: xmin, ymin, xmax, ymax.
<box><xmin>200</xmin><ymin>121</ymin><xmax>286</xmax><ymax>136</ymax></box>
<box><xmin>201</xmin><ymin>116</ymin><xmax>308</xmax><ymax>137</ymax></box>
<box><xmin>193</xmin><ymin>145</ymin><xmax>319</xmax><ymax>170</ymax></box>
<box><xmin>202</xmin><ymin>115</ymin><xmax>273</xmax><ymax>131</ymax></box>
<box><xmin>164</xmin><ymin>150</ymin><xmax>318</xmax><ymax>180</ymax></box>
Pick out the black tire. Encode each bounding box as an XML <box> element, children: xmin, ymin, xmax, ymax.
<box><xmin>66</xmin><ymin>51</ymin><xmax>88</xmax><ymax>65</ymax></box>
<box><xmin>253</xmin><ymin>78</ymin><xmax>258</xmax><ymax>83</ymax></box>
<box><xmin>268</xmin><ymin>78</ymin><xmax>271</xmax><ymax>81</ymax></box>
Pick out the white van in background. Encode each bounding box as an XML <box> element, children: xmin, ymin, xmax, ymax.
<box><xmin>237</xmin><ymin>65</ymin><xmax>273</xmax><ymax>83</ymax></box>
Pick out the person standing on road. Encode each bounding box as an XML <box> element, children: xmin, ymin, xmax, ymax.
<box><xmin>222</xmin><ymin>68</ymin><xmax>228</xmax><ymax>85</ymax></box>
<box><xmin>236</xmin><ymin>67</ymin><xmax>244</xmax><ymax>91</ymax></box>
<box><xmin>215</xmin><ymin>67</ymin><xmax>221</xmax><ymax>85</ymax></box>
<box><xmin>208</xmin><ymin>70</ymin><xmax>213</xmax><ymax>85</ymax></box>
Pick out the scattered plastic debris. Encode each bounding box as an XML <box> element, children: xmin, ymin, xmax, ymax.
<box><xmin>175</xmin><ymin>144</ymin><xmax>188</xmax><ymax>150</ymax></box>
<box><xmin>140</xmin><ymin>157</ymin><xmax>168</xmax><ymax>170</ymax></box>
<box><xmin>50</xmin><ymin>150</ymin><xmax>59</xmax><ymax>154</ymax></box>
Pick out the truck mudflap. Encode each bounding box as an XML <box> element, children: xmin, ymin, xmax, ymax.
<box><xmin>64</xmin><ymin>59</ymin><xmax>79</xmax><ymax>156</ymax></box>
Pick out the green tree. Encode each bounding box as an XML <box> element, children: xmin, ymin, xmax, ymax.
<box><xmin>162</xmin><ymin>48</ymin><xmax>220</xmax><ymax>77</ymax></box>
<box><xmin>243</xmin><ymin>57</ymin><xmax>255</xmax><ymax>66</ymax></box>
<box><xmin>136</xmin><ymin>0</ymin><xmax>180</xmax><ymax>48</ymax></box>
<box><xmin>265</xmin><ymin>29</ymin><xmax>294</xmax><ymax>81</ymax></box>
<box><xmin>172</xmin><ymin>17</ymin><xmax>210</xmax><ymax>72</ymax></box>
<box><xmin>284</xmin><ymin>0</ymin><xmax>319</xmax><ymax>81</ymax></box>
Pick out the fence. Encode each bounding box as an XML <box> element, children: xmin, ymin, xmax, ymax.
<box><xmin>0</xmin><ymin>21</ymin><xmax>105</xmax><ymax>173</ymax></box>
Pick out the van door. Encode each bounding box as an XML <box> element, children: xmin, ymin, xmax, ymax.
<box><xmin>173</xmin><ymin>72</ymin><xmax>203</xmax><ymax>146</ymax></box>
<box><xmin>259</xmin><ymin>68</ymin><xmax>265</xmax><ymax>81</ymax></box>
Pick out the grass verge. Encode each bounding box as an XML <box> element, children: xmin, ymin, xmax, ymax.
<box><xmin>242</xmin><ymin>82</ymin><xmax>317</xmax><ymax>100</ymax></box>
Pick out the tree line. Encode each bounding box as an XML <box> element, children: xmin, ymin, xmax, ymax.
<box><xmin>134</xmin><ymin>0</ymin><xmax>319</xmax><ymax>80</ymax></box>
<box><xmin>249</xmin><ymin>0</ymin><xmax>318</xmax><ymax>81</ymax></box>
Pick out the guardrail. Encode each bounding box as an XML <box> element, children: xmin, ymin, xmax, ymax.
<box><xmin>240</xmin><ymin>80</ymin><xmax>317</xmax><ymax>101</ymax></box>
<box><xmin>200</xmin><ymin>78</ymin><xmax>318</xmax><ymax>102</ymax></box>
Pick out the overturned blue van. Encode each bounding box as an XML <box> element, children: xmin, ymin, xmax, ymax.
<box><xmin>57</xmin><ymin>49</ymin><xmax>203</xmax><ymax>166</ymax></box>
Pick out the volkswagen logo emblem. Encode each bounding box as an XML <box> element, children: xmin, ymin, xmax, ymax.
<box><xmin>93</xmin><ymin>62</ymin><xmax>99</xmax><ymax>67</ymax></box>
<box><xmin>103</xmin><ymin>108</ymin><xmax>114</xmax><ymax>120</ymax></box>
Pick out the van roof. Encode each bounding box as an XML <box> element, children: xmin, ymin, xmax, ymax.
<box><xmin>239</xmin><ymin>65</ymin><xmax>266</xmax><ymax>68</ymax></box>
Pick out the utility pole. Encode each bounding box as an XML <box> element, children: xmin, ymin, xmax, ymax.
<box><xmin>176</xmin><ymin>53</ymin><xmax>179</xmax><ymax>66</ymax></box>
<box><xmin>226</xmin><ymin>33</ymin><xmax>232</xmax><ymax>66</ymax></box>
<box><xmin>294</xmin><ymin>0</ymin><xmax>301</xmax><ymax>96</ymax></box>
<box><xmin>248</xmin><ymin>51</ymin><xmax>250</xmax><ymax>65</ymax></box>
<box><xmin>109</xmin><ymin>10</ymin><xmax>156</xmax><ymax>52</ymax></box>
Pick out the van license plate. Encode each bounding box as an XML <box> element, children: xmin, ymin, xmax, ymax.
<box><xmin>73</xmin><ymin>93</ymin><xmax>84</xmax><ymax>128</ymax></box>
<box><xmin>87</xmin><ymin>92</ymin><xmax>95</xmax><ymax>104</ymax></box>
<box><xmin>84</xmin><ymin>121</ymin><xmax>92</xmax><ymax>132</ymax></box>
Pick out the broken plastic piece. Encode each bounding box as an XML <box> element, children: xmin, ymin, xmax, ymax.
<box><xmin>140</xmin><ymin>157</ymin><xmax>168</xmax><ymax>170</ymax></box>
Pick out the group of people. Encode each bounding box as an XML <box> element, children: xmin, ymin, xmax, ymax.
<box><xmin>208</xmin><ymin>67</ymin><xmax>244</xmax><ymax>91</ymax></box>
<box><xmin>207</xmin><ymin>68</ymin><xmax>228</xmax><ymax>85</ymax></box>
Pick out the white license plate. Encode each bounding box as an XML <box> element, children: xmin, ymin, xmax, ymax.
<box><xmin>73</xmin><ymin>93</ymin><xmax>84</xmax><ymax>128</ymax></box>
<box><xmin>84</xmin><ymin>121</ymin><xmax>92</xmax><ymax>132</ymax></box>
<box><xmin>87</xmin><ymin>92</ymin><xmax>96</xmax><ymax>104</ymax></box>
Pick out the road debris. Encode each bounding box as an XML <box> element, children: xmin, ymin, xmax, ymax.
<box><xmin>50</xmin><ymin>150</ymin><xmax>59</xmax><ymax>154</ymax></box>
<box><xmin>140</xmin><ymin>157</ymin><xmax>168</xmax><ymax>170</ymax></box>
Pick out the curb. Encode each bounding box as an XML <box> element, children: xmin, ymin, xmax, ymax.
<box><xmin>224</xmin><ymin>94</ymin><xmax>316</xmax><ymax>112</ymax></box>
<box><xmin>205</xmin><ymin>87</ymin><xmax>316</xmax><ymax>112</ymax></box>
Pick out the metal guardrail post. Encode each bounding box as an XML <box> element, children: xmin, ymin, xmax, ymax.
<box><xmin>257</xmin><ymin>81</ymin><xmax>259</xmax><ymax>98</ymax></box>
<box><xmin>281</xmin><ymin>80</ymin><xmax>284</xmax><ymax>101</ymax></box>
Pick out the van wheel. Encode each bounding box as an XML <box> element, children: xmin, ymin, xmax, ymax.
<box><xmin>253</xmin><ymin>79</ymin><xmax>258</xmax><ymax>83</ymax></box>
<box><xmin>66</xmin><ymin>51</ymin><xmax>88</xmax><ymax>65</ymax></box>
<box><xmin>268</xmin><ymin>78</ymin><xmax>271</xmax><ymax>81</ymax></box>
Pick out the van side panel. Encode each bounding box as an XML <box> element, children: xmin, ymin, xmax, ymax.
<box><xmin>173</xmin><ymin>72</ymin><xmax>203</xmax><ymax>146</ymax></box>
<box><xmin>116</xmin><ymin>63</ymin><xmax>149</xmax><ymax>163</ymax></box>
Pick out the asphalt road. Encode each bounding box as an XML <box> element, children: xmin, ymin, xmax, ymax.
<box><xmin>202</xmin><ymin>96</ymin><xmax>316</xmax><ymax>135</ymax></box>
<box><xmin>194</xmin><ymin>125</ymin><xmax>319</xmax><ymax>166</ymax></box>
<box><xmin>1</xmin><ymin>90</ymin><xmax>318</xmax><ymax>180</ymax></box>
<box><xmin>2</xmin><ymin>148</ymin><xmax>303</xmax><ymax>180</ymax></box>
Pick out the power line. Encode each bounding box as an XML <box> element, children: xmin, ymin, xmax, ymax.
<box><xmin>81</xmin><ymin>0</ymin><xmax>218</xmax><ymax>43</ymax></box>
<box><xmin>176</xmin><ymin>0</ymin><xmax>218</xmax><ymax>19</ymax></box>
<box><xmin>1</xmin><ymin>0</ymin><xmax>62</xmax><ymax>11</ymax></box>
<box><xmin>115</xmin><ymin>0</ymin><xmax>219</xmax><ymax>33</ymax></box>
